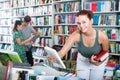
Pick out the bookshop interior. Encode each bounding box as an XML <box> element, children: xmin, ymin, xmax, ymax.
<box><xmin>1</xmin><ymin>0</ymin><xmax>120</xmax><ymax>80</ymax></box>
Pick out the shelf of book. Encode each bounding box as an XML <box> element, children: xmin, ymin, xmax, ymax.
<box><xmin>0</xmin><ymin>0</ymin><xmax>13</xmax><ymax>51</ymax></box>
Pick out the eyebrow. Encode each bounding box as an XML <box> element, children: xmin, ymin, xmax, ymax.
<box><xmin>77</xmin><ymin>22</ymin><xmax>81</xmax><ymax>24</ymax></box>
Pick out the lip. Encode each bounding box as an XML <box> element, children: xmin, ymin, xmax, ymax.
<box><xmin>81</xmin><ymin>26</ymin><xmax>87</xmax><ymax>32</ymax></box>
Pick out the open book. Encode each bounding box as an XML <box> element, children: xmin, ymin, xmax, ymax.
<box><xmin>94</xmin><ymin>50</ymin><xmax>109</xmax><ymax>62</ymax></box>
<box><xmin>44</xmin><ymin>46</ymin><xmax>66</xmax><ymax>69</ymax></box>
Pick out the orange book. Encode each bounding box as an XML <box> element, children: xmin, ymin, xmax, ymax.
<box><xmin>94</xmin><ymin>50</ymin><xmax>109</xmax><ymax>62</ymax></box>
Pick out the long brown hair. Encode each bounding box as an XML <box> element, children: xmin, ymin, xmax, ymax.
<box><xmin>13</xmin><ymin>20</ymin><xmax>22</xmax><ymax>32</ymax></box>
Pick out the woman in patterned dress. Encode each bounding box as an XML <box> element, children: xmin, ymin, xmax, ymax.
<box><xmin>13</xmin><ymin>20</ymin><xmax>34</xmax><ymax>63</ymax></box>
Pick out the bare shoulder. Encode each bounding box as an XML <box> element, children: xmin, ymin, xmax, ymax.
<box><xmin>70</xmin><ymin>30</ymin><xmax>80</xmax><ymax>42</ymax></box>
<box><xmin>98</xmin><ymin>30</ymin><xmax>108</xmax><ymax>42</ymax></box>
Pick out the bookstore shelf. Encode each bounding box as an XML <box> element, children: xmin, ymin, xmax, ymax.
<box><xmin>0</xmin><ymin>34</ymin><xmax>12</xmax><ymax>36</ymax></box>
<box><xmin>0</xmin><ymin>0</ymin><xmax>13</xmax><ymax>51</ymax></box>
<box><xmin>110</xmin><ymin>53</ymin><xmax>120</xmax><ymax>56</ymax></box>
<box><xmin>54</xmin><ymin>34</ymin><xmax>70</xmax><ymax>36</ymax></box>
<box><xmin>0</xmin><ymin>17</ymin><xmax>11</xmax><ymax>19</ymax></box>
<box><xmin>54</xmin><ymin>24</ymin><xmax>77</xmax><ymax>26</ymax></box>
<box><xmin>33</xmin><ymin>25</ymin><xmax>52</xmax><ymax>27</ymax></box>
<box><xmin>0</xmin><ymin>0</ymin><xmax>7</xmax><ymax>2</ymax></box>
<box><xmin>93</xmin><ymin>25</ymin><xmax>120</xmax><ymax>28</ymax></box>
<box><xmin>0</xmin><ymin>8</ymin><xmax>11</xmax><ymax>11</ymax></box>
<box><xmin>31</xmin><ymin>14</ymin><xmax>52</xmax><ymax>17</ymax></box>
<box><xmin>54</xmin><ymin>12</ymin><xmax>78</xmax><ymax>15</ymax></box>
<box><xmin>0</xmin><ymin>25</ymin><xmax>11</xmax><ymax>27</ymax></box>
<box><xmin>11</xmin><ymin>14</ymin><xmax>52</xmax><ymax>18</ymax></box>
<box><xmin>109</xmin><ymin>39</ymin><xmax>120</xmax><ymax>42</ymax></box>
<box><xmin>11</xmin><ymin>3</ymin><xmax>52</xmax><ymax>9</ymax></box>
<box><xmin>53</xmin><ymin>0</ymin><xmax>78</xmax><ymax>3</ymax></box>
<box><xmin>0</xmin><ymin>42</ymin><xmax>12</xmax><ymax>44</ymax></box>
<box><xmin>94</xmin><ymin>11</ymin><xmax>120</xmax><ymax>14</ymax></box>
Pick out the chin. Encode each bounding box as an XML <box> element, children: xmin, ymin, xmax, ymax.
<box><xmin>81</xmin><ymin>29</ymin><xmax>87</xmax><ymax>33</ymax></box>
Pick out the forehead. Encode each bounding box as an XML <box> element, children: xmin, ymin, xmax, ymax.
<box><xmin>76</xmin><ymin>15</ymin><xmax>88</xmax><ymax>21</ymax></box>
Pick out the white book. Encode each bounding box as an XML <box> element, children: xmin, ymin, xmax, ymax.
<box><xmin>44</xmin><ymin>46</ymin><xmax>66</xmax><ymax>69</ymax></box>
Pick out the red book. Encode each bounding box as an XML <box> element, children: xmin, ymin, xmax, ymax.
<box><xmin>91</xmin><ymin>2</ymin><xmax>97</xmax><ymax>12</ymax></box>
<box><xmin>94</xmin><ymin>50</ymin><xmax>109</xmax><ymax>62</ymax></box>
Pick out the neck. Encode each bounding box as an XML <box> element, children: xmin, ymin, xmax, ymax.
<box><xmin>22</xmin><ymin>25</ymin><xmax>28</xmax><ymax>28</ymax></box>
<box><xmin>83</xmin><ymin>28</ymin><xmax>95</xmax><ymax>37</ymax></box>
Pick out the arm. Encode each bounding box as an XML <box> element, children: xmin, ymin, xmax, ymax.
<box><xmin>90</xmin><ymin>30</ymin><xmax>109</xmax><ymax>66</ymax></box>
<box><xmin>31</xmin><ymin>27</ymin><xmax>40</xmax><ymax>36</ymax></box>
<box><xmin>47</xmin><ymin>31</ymin><xmax>80</xmax><ymax>64</ymax></box>
<box><xmin>16</xmin><ymin>34</ymin><xmax>34</xmax><ymax>46</ymax></box>
<box><xmin>58</xmin><ymin>31</ymin><xmax>80</xmax><ymax>58</ymax></box>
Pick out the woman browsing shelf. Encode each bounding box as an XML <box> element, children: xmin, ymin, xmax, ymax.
<box><xmin>48</xmin><ymin>10</ymin><xmax>109</xmax><ymax>80</ymax></box>
<box><xmin>13</xmin><ymin>20</ymin><xmax>34</xmax><ymax>63</ymax></box>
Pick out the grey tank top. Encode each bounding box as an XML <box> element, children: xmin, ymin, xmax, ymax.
<box><xmin>77</xmin><ymin>30</ymin><xmax>102</xmax><ymax>58</ymax></box>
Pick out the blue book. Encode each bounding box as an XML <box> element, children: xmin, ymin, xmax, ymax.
<box><xmin>97</xmin><ymin>1</ymin><xmax>101</xmax><ymax>12</ymax></box>
<box><xmin>64</xmin><ymin>2</ymin><xmax>70</xmax><ymax>12</ymax></box>
<box><xmin>85</xmin><ymin>2</ymin><xmax>91</xmax><ymax>10</ymax></box>
<box><xmin>93</xmin><ymin>15</ymin><xmax>99</xmax><ymax>25</ymax></box>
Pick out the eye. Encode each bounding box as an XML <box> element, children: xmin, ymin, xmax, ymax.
<box><xmin>82</xmin><ymin>21</ymin><xmax>86</xmax><ymax>24</ymax></box>
<box><xmin>77</xmin><ymin>22</ymin><xmax>81</xmax><ymax>25</ymax></box>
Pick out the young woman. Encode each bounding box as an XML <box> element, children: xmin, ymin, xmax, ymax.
<box><xmin>48</xmin><ymin>10</ymin><xmax>109</xmax><ymax>80</ymax></box>
<box><xmin>13</xmin><ymin>20</ymin><xmax>34</xmax><ymax>63</ymax></box>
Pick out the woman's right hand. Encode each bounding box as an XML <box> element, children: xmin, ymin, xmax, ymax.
<box><xmin>30</xmin><ymin>34</ymin><xmax>35</xmax><ymax>38</ymax></box>
<box><xmin>47</xmin><ymin>55</ymin><xmax>56</xmax><ymax>64</ymax></box>
<box><xmin>89</xmin><ymin>55</ymin><xmax>104</xmax><ymax>66</ymax></box>
<box><xmin>28</xmin><ymin>34</ymin><xmax>35</xmax><ymax>40</ymax></box>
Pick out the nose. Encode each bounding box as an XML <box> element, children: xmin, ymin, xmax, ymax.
<box><xmin>78</xmin><ymin>23</ymin><xmax>84</xmax><ymax>28</ymax></box>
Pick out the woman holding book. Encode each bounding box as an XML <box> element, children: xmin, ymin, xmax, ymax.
<box><xmin>21</xmin><ymin>15</ymin><xmax>40</xmax><ymax>66</ymax></box>
<box><xmin>13</xmin><ymin>20</ymin><xmax>34</xmax><ymax>63</ymax></box>
<box><xmin>48</xmin><ymin>10</ymin><xmax>109</xmax><ymax>80</ymax></box>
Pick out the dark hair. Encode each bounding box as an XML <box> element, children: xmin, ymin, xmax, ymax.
<box><xmin>13</xmin><ymin>20</ymin><xmax>22</xmax><ymax>32</ymax></box>
<box><xmin>76</xmin><ymin>10</ymin><xmax>94</xmax><ymax>20</ymax></box>
<box><xmin>24</xmin><ymin>15</ymin><xmax>31</xmax><ymax>22</ymax></box>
